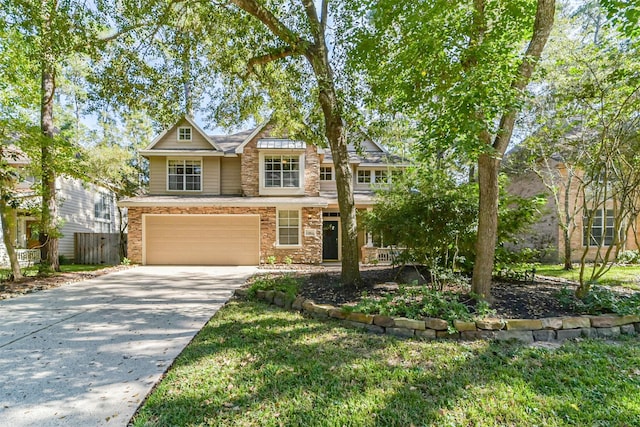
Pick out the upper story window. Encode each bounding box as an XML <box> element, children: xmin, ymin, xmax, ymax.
<box><xmin>177</xmin><ymin>126</ymin><xmax>192</xmax><ymax>141</ymax></box>
<box><xmin>320</xmin><ymin>166</ymin><xmax>333</xmax><ymax>181</ymax></box>
<box><xmin>264</xmin><ymin>155</ymin><xmax>300</xmax><ymax>188</ymax></box>
<box><xmin>583</xmin><ymin>208</ymin><xmax>615</xmax><ymax>246</ymax></box>
<box><xmin>168</xmin><ymin>159</ymin><xmax>202</xmax><ymax>191</ymax></box>
<box><xmin>357</xmin><ymin>170</ymin><xmax>371</xmax><ymax>184</ymax></box>
<box><xmin>374</xmin><ymin>169</ymin><xmax>389</xmax><ymax>184</ymax></box>
<box><xmin>94</xmin><ymin>192</ymin><xmax>111</xmax><ymax>221</ymax></box>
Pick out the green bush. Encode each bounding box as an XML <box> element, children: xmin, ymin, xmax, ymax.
<box><xmin>343</xmin><ymin>285</ymin><xmax>495</xmax><ymax>331</ymax></box>
<box><xmin>556</xmin><ymin>285</ymin><xmax>640</xmax><ymax>316</ymax></box>
<box><xmin>247</xmin><ymin>274</ymin><xmax>300</xmax><ymax>300</ymax></box>
<box><xmin>616</xmin><ymin>250</ymin><xmax>640</xmax><ymax>265</ymax></box>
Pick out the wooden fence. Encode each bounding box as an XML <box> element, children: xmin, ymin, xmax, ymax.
<box><xmin>74</xmin><ymin>233</ymin><xmax>125</xmax><ymax>265</ymax></box>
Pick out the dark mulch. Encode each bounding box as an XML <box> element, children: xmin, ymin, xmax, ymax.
<box><xmin>291</xmin><ymin>265</ymin><xmax>583</xmax><ymax>319</ymax></box>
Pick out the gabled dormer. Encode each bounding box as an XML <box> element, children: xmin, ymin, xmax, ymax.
<box><xmin>235</xmin><ymin>123</ymin><xmax>320</xmax><ymax>197</ymax></box>
<box><xmin>141</xmin><ymin>116</ymin><xmax>226</xmax><ymax>196</ymax></box>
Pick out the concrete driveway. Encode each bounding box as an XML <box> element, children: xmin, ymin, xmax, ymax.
<box><xmin>0</xmin><ymin>265</ymin><xmax>257</xmax><ymax>427</ymax></box>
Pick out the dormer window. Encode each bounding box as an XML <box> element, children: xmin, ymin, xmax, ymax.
<box><xmin>265</xmin><ymin>155</ymin><xmax>300</xmax><ymax>187</ymax></box>
<box><xmin>257</xmin><ymin>140</ymin><xmax>306</xmax><ymax>195</ymax></box>
<box><xmin>177</xmin><ymin>126</ymin><xmax>192</xmax><ymax>141</ymax></box>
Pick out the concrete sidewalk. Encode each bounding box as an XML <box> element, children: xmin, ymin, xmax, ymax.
<box><xmin>0</xmin><ymin>266</ymin><xmax>256</xmax><ymax>426</ymax></box>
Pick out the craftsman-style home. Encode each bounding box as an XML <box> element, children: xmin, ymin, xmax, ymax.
<box><xmin>120</xmin><ymin>116</ymin><xmax>407</xmax><ymax>265</ymax></box>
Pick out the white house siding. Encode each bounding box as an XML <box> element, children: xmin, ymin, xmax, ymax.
<box><xmin>56</xmin><ymin>177</ymin><xmax>120</xmax><ymax>260</ymax></box>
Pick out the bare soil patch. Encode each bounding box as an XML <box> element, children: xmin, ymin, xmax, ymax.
<box><xmin>0</xmin><ymin>265</ymin><xmax>131</xmax><ymax>301</ymax></box>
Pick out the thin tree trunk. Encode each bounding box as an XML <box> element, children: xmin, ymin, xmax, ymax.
<box><xmin>0</xmin><ymin>197</ymin><xmax>23</xmax><ymax>280</ymax></box>
<box><xmin>40</xmin><ymin>1</ymin><xmax>60</xmax><ymax>272</ymax></box>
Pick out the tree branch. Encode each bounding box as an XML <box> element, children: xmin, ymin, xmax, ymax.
<box><xmin>231</xmin><ymin>0</ymin><xmax>308</xmax><ymax>50</ymax></box>
<box><xmin>245</xmin><ymin>47</ymin><xmax>301</xmax><ymax>76</ymax></box>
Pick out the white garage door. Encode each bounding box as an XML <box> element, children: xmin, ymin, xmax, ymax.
<box><xmin>144</xmin><ymin>215</ymin><xmax>260</xmax><ymax>265</ymax></box>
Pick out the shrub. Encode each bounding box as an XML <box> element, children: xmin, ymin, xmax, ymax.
<box><xmin>247</xmin><ymin>274</ymin><xmax>300</xmax><ymax>300</ymax></box>
<box><xmin>556</xmin><ymin>285</ymin><xmax>640</xmax><ymax>316</ymax></box>
<box><xmin>343</xmin><ymin>285</ymin><xmax>495</xmax><ymax>331</ymax></box>
<box><xmin>616</xmin><ymin>250</ymin><xmax>640</xmax><ymax>265</ymax></box>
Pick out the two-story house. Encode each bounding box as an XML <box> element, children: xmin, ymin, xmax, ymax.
<box><xmin>0</xmin><ymin>145</ymin><xmax>121</xmax><ymax>266</ymax></box>
<box><xmin>120</xmin><ymin>116</ymin><xmax>407</xmax><ymax>265</ymax></box>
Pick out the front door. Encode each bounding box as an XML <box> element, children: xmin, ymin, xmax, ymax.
<box><xmin>322</xmin><ymin>220</ymin><xmax>339</xmax><ymax>260</ymax></box>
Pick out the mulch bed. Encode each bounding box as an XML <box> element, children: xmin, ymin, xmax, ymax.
<box><xmin>261</xmin><ymin>265</ymin><xmax>623</xmax><ymax>319</ymax></box>
<box><xmin>0</xmin><ymin>265</ymin><xmax>132</xmax><ymax>301</ymax></box>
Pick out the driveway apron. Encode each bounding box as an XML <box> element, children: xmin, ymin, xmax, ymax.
<box><xmin>0</xmin><ymin>265</ymin><xmax>257</xmax><ymax>427</ymax></box>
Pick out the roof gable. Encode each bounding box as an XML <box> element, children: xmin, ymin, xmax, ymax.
<box><xmin>144</xmin><ymin>116</ymin><xmax>222</xmax><ymax>151</ymax></box>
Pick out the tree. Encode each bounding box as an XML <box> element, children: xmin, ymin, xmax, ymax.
<box><xmin>348</xmin><ymin>0</ymin><xmax>556</xmax><ymax>300</ymax></box>
<box><xmin>0</xmin><ymin>21</ymin><xmax>40</xmax><ymax>279</ymax></box>
<box><xmin>519</xmin><ymin>1</ymin><xmax>640</xmax><ymax>298</ymax></box>
<box><xmin>83</xmin><ymin>111</ymin><xmax>152</xmax><ymax>259</ymax></box>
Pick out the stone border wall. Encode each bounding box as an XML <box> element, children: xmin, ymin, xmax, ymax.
<box><xmin>234</xmin><ymin>289</ymin><xmax>640</xmax><ymax>343</ymax></box>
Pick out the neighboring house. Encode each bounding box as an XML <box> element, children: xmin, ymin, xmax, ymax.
<box><xmin>119</xmin><ymin>116</ymin><xmax>407</xmax><ymax>265</ymax></box>
<box><xmin>508</xmin><ymin>156</ymin><xmax>640</xmax><ymax>263</ymax></box>
<box><xmin>0</xmin><ymin>146</ymin><xmax>121</xmax><ymax>266</ymax></box>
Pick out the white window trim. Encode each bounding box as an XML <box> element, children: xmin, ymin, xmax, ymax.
<box><xmin>177</xmin><ymin>126</ymin><xmax>192</xmax><ymax>141</ymax></box>
<box><xmin>166</xmin><ymin>158</ymin><xmax>203</xmax><ymax>192</ymax></box>
<box><xmin>320</xmin><ymin>166</ymin><xmax>334</xmax><ymax>181</ymax></box>
<box><xmin>94</xmin><ymin>192</ymin><xmax>112</xmax><ymax>223</ymax></box>
<box><xmin>583</xmin><ymin>208</ymin><xmax>616</xmax><ymax>247</ymax></box>
<box><xmin>357</xmin><ymin>169</ymin><xmax>372</xmax><ymax>184</ymax></box>
<box><xmin>258</xmin><ymin>151</ymin><xmax>305</xmax><ymax>196</ymax></box>
<box><xmin>276</xmin><ymin>209</ymin><xmax>302</xmax><ymax>247</ymax></box>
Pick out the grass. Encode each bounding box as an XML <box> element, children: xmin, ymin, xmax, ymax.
<box><xmin>132</xmin><ymin>300</ymin><xmax>640</xmax><ymax>427</ymax></box>
<box><xmin>0</xmin><ymin>264</ymin><xmax>112</xmax><ymax>281</ymax></box>
<box><xmin>535</xmin><ymin>264</ymin><xmax>640</xmax><ymax>290</ymax></box>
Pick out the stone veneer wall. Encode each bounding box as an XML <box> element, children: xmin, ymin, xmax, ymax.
<box><xmin>127</xmin><ymin>206</ymin><xmax>323</xmax><ymax>264</ymax></box>
<box><xmin>240</xmin><ymin>127</ymin><xmax>320</xmax><ymax>197</ymax></box>
<box><xmin>237</xmin><ymin>288</ymin><xmax>640</xmax><ymax>343</ymax></box>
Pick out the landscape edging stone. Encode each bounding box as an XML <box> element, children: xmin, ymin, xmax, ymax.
<box><xmin>238</xmin><ymin>289</ymin><xmax>640</xmax><ymax>343</ymax></box>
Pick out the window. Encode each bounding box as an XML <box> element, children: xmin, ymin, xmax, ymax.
<box><xmin>278</xmin><ymin>210</ymin><xmax>300</xmax><ymax>245</ymax></box>
<box><xmin>583</xmin><ymin>208</ymin><xmax>615</xmax><ymax>246</ymax></box>
<box><xmin>177</xmin><ymin>126</ymin><xmax>192</xmax><ymax>141</ymax></box>
<box><xmin>168</xmin><ymin>159</ymin><xmax>202</xmax><ymax>191</ymax></box>
<box><xmin>264</xmin><ymin>155</ymin><xmax>300</xmax><ymax>188</ymax></box>
<box><xmin>357</xmin><ymin>170</ymin><xmax>371</xmax><ymax>184</ymax></box>
<box><xmin>95</xmin><ymin>193</ymin><xmax>111</xmax><ymax>221</ymax></box>
<box><xmin>320</xmin><ymin>166</ymin><xmax>333</xmax><ymax>181</ymax></box>
<box><xmin>374</xmin><ymin>170</ymin><xmax>389</xmax><ymax>184</ymax></box>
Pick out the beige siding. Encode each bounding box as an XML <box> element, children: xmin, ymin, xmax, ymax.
<box><xmin>148</xmin><ymin>156</ymin><xmax>220</xmax><ymax>195</ymax></box>
<box><xmin>320</xmin><ymin>181</ymin><xmax>337</xmax><ymax>192</ymax></box>
<box><xmin>221</xmin><ymin>157</ymin><xmax>242</xmax><ymax>195</ymax></box>
<box><xmin>153</xmin><ymin>118</ymin><xmax>214</xmax><ymax>150</ymax></box>
<box><xmin>148</xmin><ymin>157</ymin><xmax>167</xmax><ymax>195</ymax></box>
<box><xmin>202</xmin><ymin>157</ymin><xmax>220</xmax><ymax>195</ymax></box>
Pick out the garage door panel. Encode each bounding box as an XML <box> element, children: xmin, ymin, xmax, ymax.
<box><xmin>144</xmin><ymin>215</ymin><xmax>260</xmax><ymax>265</ymax></box>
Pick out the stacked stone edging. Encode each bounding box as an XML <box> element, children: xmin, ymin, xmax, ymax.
<box><xmin>237</xmin><ymin>289</ymin><xmax>640</xmax><ymax>343</ymax></box>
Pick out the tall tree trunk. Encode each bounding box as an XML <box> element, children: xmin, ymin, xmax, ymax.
<box><xmin>562</xmin><ymin>173</ymin><xmax>573</xmax><ymax>269</ymax></box>
<box><xmin>0</xmin><ymin>196</ymin><xmax>23</xmax><ymax>280</ymax></box>
<box><xmin>308</xmin><ymin>55</ymin><xmax>361</xmax><ymax>287</ymax></box>
<box><xmin>40</xmin><ymin>1</ymin><xmax>60</xmax><ymax>272</ymax></box>
<box><xmin>472</xmin><ymin>153</ymin><xmax>499</xmax><ymax>300</ymax></box>
<box><xmin>471</xmin><ymin>0</ymin><xmax>555</xmax><ymax>300</ymax></box>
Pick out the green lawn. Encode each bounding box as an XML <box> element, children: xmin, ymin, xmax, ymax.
<box><xmin>132</xmin><ymin>300</ymin><xmax>640</xmax><ymax>427</ymax></box>
<box><xmin>0</xmin><ymin>264</ymin><xmax>112</xmax><ymax>281</ymax></box>
<box><xmin>536</xmin><ymin>264</ymin><xmax>640</xmax><ymax>290</ymax></box>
